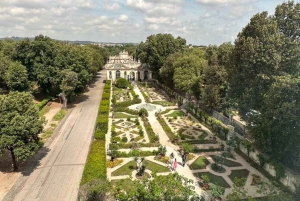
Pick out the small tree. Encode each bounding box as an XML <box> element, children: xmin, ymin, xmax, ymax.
<box><xmin>158</xmin><ymin>145</ymin><xmax>167</xmax><ymax>156</ymax></box>
<box><xmin>139</xmin><ymin>108</ymin><xmax>148</xmax><ymax>117</ymax></box>
<box><xmin>116</xmin><ymin>78</ymin><xmax>128</xmax><ymax>88</ymax></box>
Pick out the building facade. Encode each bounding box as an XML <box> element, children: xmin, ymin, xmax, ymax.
<box><xmin>105</xmin><ymin>50</ymin><xmax>152</xmax><ymax>82</ymax></box>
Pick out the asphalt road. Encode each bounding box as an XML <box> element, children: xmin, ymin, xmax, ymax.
<box><xmin>4</xmin><ymin>70</ymin><xmax>107</xmax><ymax>201</ymax></box>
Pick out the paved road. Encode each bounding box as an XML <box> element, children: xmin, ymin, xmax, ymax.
<box><xmin>4</xmin><ymin>70</ymin><xmax>107</xmax><ymax>201</ymax></box>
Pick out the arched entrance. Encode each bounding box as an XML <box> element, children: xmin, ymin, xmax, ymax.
<box><xmin>109</xmin><ymin>71</ymin><xmax>112</xmax><ymax>79</ymax></box>
<box><xmin>116</xmin><ymin>70</ymin><xmax>120</xmax><ymax>79</ymax></box>
<box><xmin>144</xmin><ymin>70</ymin><xmax>148</xmax><ymax>80</ymax></box>
<box><xmin>130</xmin><ymin>71</ymin><xmax>135</xmax><ymax>81</ymax></box>
<box><xmin>138</xmin><ymin>72</ymin><xmax>140</xmax><ymax>80</ymax></box>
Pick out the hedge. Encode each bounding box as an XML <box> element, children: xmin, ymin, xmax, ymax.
<box><xmin>157</xmin><ymin>117</ymin><xmax>176</xmax><ymax>139</ymax></box>
<box><xmin>109</xmin><ymin>142</ymin><xmax>159</xmax><ymax>150</ymax></box>
<box><xmin>114</xmin><ymin>107</ymin><xmax>139</xmax><ymax>115</ymax></box>
<box><xmin>141</xmin><ymin>117</ymin><xmax>159</xmax><ymax>142</ymax></box>
<box><xmin>141</xmin><ymin>91</ymin><xmax>150</xmax><ymax>103</ymax></box>
<box><xmin>115</xmin><ymin>98</ymin><xmax>141</xmax><ymax>107</ymax></box>
<box><xmin>37</xmin><ymin>97</ymin><xmax>52</xmax><ymax>110</ymax></box>
<box><xmin>115</xmin><ymin>150</ymin><xmax>157</xmax><ymax>157</ymax></box>
<box><xmin>102</xmin><ymin>93</ymin><xmax>110</xmax><ymax>100</ymax></box>
<box><xmin>80</xmin><ymin>140</ymin><xmax>106</xmax><ymax>185</ymax></box>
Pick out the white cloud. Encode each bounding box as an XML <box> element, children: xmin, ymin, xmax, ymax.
<box><xmin>195</xmin><ymin>0</ymin><xmax>258</xmax><ymax>6</ymax></box>
<box><xmin>118</xmin><ymin>14</ymin><xmax>128</xmax><ymax>22</ymax></box>
<box><xmin>103</xmin><ymin>0</ymin><xmax>120</xmax><ymax>10</ymax></box>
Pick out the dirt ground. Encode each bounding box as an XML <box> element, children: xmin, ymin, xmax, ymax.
<box><xmin>0</xmin><ymin>100</ymin><xmax>62</xmax><ymax>200</ymax></box>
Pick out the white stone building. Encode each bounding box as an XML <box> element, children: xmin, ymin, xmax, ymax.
<box><xmin>105</xmin><ymin>50</ymin><xmax>152</xmax><ymax>82</ymax></box>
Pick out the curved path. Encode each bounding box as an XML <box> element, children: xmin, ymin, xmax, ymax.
<box><xmin>4</xmin><ymin>70</ymin><xmax>107</xmax><ymax>201</ymax></box>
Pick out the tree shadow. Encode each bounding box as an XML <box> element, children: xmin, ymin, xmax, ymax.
<box><xmin>21</xmin><ymin>146</ymin><xmax>50</xmax><ymax>176</ymax></box>
<box><xmin>68</xmin><ymin>94</ymin><xmax>90</xmax><ymax>109</ymax></box>
<box><xmin>0</xmin><ymin>146</ymin><xmax>50</xmax><ymax>176</ymax></box>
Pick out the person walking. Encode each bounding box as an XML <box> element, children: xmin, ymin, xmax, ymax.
<box><xmin>173</xmin><ymin>158</ymin><xmax>177</xmax><ymax>171</ymax></box>
<box><xmin>169</xmin><ymin>153</ymin><xmax>174</xmax><ymax>170</ymax></box>
<box><xmin>182</xmin><ymin>153</ymin><xmax>187</xmax><ymax>167</ymax></box>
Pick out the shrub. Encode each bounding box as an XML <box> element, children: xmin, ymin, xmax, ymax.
<box><xmin>37</xmin><ymin>98</ymin><xmax>51</xmax><ymax>110</ymax></box>
<box><xmin>106</xmin><ymin>159</ymin><xmax>123</xmax><ymax>168</ymax></box>
<box><xmin>122</xmin><ymin>136</ymin><xmax>128</xmax><ymax>143</ymax></box>
<box><xmin>80</xmin><ymin>141</ymin><xmax>106</xmax><ymax>185</ymax></box>
<box><xmin>116</xmin><ymin>78</ymin><xmax>128</xmax><ymax>88</ymax></box>
<box><xmin>94</xmin><ymin>130</ymin><xmax>105</xmax><ymax>140</ymax></box>
<box><xmin>139</xmin><ymin>108</ymin><xmax>148</xmax><ymax>117</ymax></box>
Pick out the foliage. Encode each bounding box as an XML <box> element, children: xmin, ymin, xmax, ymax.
<box><xmin>5</xmin><ymin>62</ymin><xmax>31</xmax><ymax>91</ymax></box>
<box><xmin>37</xmin><ymin>98</ymin><xmax>52</xmax><ymax>111</ymax></box>
<box><xmin>210</xmin><ymin>183</ymin><xmax>225</xmax><ymax>197</ymax></box>
<box><xmin>157</xmin><ymin>145</ymin><xmax>167</xmax><ymax>156</ymax></box>
<box><xmin>106</xmin><ymin>158</ymin><xmax>123</xmax><ymax>168</ymax></box>
<box><xmin>156</xmin><ymin>116</ymin><xmax>176</xmax><ymax>139</ymax></box>
<box><xmin>78</xmin><ymin>179</ymin><xmax>112</xmax><ymax>201</ymax></box>
<box><xmin>182</xmin><ymin>143</ymin><xmax>193</xmax><ymax>153</ymax></box>
<box><xmin>135</xmin><ymin>33</ymin><xmax>186</xmax><ymax>77</ymax></box>
<box><xmin>141</xmin><ymin>117</ymin><xmax>159</xmax><ymax>142</ymax></box>
<box><xmin>112</xmin><ymin>173</ymin><xmax>199</xmax><ymax>201</ymax></box>
<box><xmin>226</xmin><ymin>178</ymin><xmax>255</xmax><ymax>201</ymax></box>
<box><xmin>116</xmin><ymin>78</ymin><xmax>128</xmax><ymax>88</ymax></box>
<box><xmin>80</xmin><ymin>141</ymin><xmax>106</xmax><ymax>185</ymax></box>
<box><xmin>190</xmin><ymin>156</ymin><xmax>210</xmax><ymax>170</ymax></box>
<box><xmin>138</xmin><ymin>108</ymin><xmax>148</xmax><ymax>117</ymax></box>
<box><xmin>0</xmin><ymin>92</ymin><xmax>44</xmax><ymax>171</ymax></box>
<box><xmin>53</xmin><ymin>110</ymin><xmax>67</xmax><ymax>121</ymax></box>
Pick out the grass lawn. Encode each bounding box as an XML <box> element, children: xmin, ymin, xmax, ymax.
<box><xmin>210</xmin><ymin>155</ymin><xmax>242</xmax><ymax>167</ymax></box>
<box><xmin>39</xmin><ymin>105</ymin><xmax>51</xmax><ymax>117</ymax></box>
<box><xmin>194</xmin><ymin>172</ymin><xmax>231</xmax><ymax>188</ymax></box>
<box><xmin>166</xmin><ymin>110</ymin><xmax>185</xmax><ymax>117</ymax></box>
<box><xmin>111</xmin><ymin>179</ymin><xmax>138</xmax><ymax>193</ymax></box>
<box><xmin>111</xmin><ymin>160</ymin><xmax>136</xmax><ymax>176</ymax></box>
<box><xmin>190</xmin><ymin>156</ymin><xmax>210</xmax><ymax>170</ymax></box>
<box><xmin>41</xmin><ymin>126</ymin><xmax>55</xmax><ymax>139</ymax></box>
<box><xmin>228</xmin><ymin>169</ymin><xmax>250</xmax><ymax>186</ymax></box>
<box><xmin>144</xmin><ymin>160</ymin><xmax>170</xmax><ymax>173</ymax></box>
<box><xmin>53</xmin><ymin>109</ymin><xmax>67</xmax><ymax>121</ymax></box>
<box><xmin>114</xmin><ymin>112</ymin><xmax>137</xmax><ymax>119</ymax></box>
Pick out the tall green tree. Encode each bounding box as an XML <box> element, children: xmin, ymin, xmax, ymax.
<box><xmin>135</xmin><ymin>34</ymin><xmax>186</xmax><ymax>77</ymax></box>
<box><xmin>0</xmin><ymin>92</ymin><xmax>44</xmax><ymax>171</ymax></box>
<box><xmin>5</xmin><ymin>62</ymin><xmax>31</xmax><ymax>91</ymax></box>
<box><xmin>173</xmin><ymin>55</ymin><xmax>207</xmax><ymax>99</ymax></box>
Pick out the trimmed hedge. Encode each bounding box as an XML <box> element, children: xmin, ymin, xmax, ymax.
<box><xmin>80</xmin><ymin>140</ymin><xmax>106</xmax><ymax>185</ymax></box>
<box><xmin>109</xmin><ymin>142</ymin><xmax>159</xmax><ymax>150</ymax></box>
<box><xmin>115</xmin><ymin>150</ymin><xmax>158</xmax><ymax>157</ymax></box>
<box><xmin>141</xmin><ymin>117</ymin><xmax>159</xmax><ymax>142</ymax></box>
<box><xmin>114</xmin><ymin>107</ymin><xmax>139</xmax><ymax>115</ymax></box>
<box><xmin>115</xmin><ymin>97</ymin><xmax>141</xmax><ymax>107</ymax></box>
<box><xmin>141</xmin><ymin>91</ymin><xmax>150</xmax><ymax>103</ymax></box>
<box><xmin>157</xmin><ymin>117</ymin><xmax>176</xmax><ymax>139</ymax></box>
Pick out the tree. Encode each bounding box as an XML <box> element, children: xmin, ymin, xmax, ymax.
<box><xmin>60</xmin><ymin>69</ymin><xmax>78</xmax><ymax>107</ymax></box>
<box><xmin>173</xmin><ymin>55</ymin><xmax>207</xmax><ymax>99</ymax></box>
<box><xmin>274</xmin><ymin>0</ymin><xmax>300</xmax><ymax>41</ymax></box>
<box><xmin>159</xmin><ymin>52</ymin><xmax>183</xmax><ymax>88</ymax></box>
<box><xmin>113</xmin><ymin>173</ymin><xmax>200</xmax><ymax>201</ymax></box>
<box><xmin>0</xmin><ymin>92</ymin><xmax>44</xmax><ymax>171</ymax></box>
<box><xmin>135</xmin><ymin>34</ymin><xmax>186</xmax><ymax>77</ymax></box>
<box><xmin>5</xmin><ymin>62</ymin><xmax>31</xmax><ymax>91</ymax></box>
<box><xmin>138</xmin><ymin>108</ymin><xmax>148</xmax><ymax>117</ymax></box>
<box><xmin>229</xmin><ymin>11</ymin><xmax>300</xmax><ymax>117</ymax></box>
<box><xmin>115</xmin><ymin>78</ymin><xmax>128</xmax><ymax>88</ymax></box>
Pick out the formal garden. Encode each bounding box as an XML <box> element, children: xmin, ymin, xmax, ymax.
<box><xmin>95</xmin><ymin>78</ymin><xmax>279</xmax><ymax>201</ymax></box>
<box><xmin>79</xmin><ymin>68</ymin><xmax>298</xmax><ymax>201</ymax></box>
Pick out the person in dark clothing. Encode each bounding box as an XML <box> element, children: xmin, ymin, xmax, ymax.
<box><xmin>182</xmin><ymin>153</ymin><xmax>187</xmax><ymax>167</ymax></box>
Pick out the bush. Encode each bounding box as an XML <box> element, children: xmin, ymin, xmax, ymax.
<box><xmin>116</xmin><ymin>78</ymin><xmax>128</xmax><ymax>88</ymax></box>
<box><xmin>94</xmin><ymin>130</ymin><xmax>105</xmax><ymax>140</ymax></box>
<box><xmin>80</xmin><ymin>141</ymin><xmax>106</xmax><ymax>185</ymax></box>
<box><xmin>37</xmin><ymin>98</ymin><xmax>51</xmax><ymax>110</ymax></box>
<box><xmin>139</xmin><ymin>108</ymin><xmax>148</xmax><ymax>117</ymax></box>
<box><xmin>122</xmin><ymin>136</ymin><xmax>128</xmax><ymax>143</ymax></box>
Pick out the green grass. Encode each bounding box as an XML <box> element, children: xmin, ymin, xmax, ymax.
<box><xmin>228</xmin><ymin>169</ymin><xmax>250</xmax><ymax>186</ymax></box>
<box><xmin>111</xmin><ymin>179</ymin><xmax>138</xmax><ymax>193</ymax></box>
<box><xmin>111</xmin><ymin>160</ymin><xmax>170</xmax><ymax>176</ymax></box>
<box><xmin>194</xmin><ymin>172</ymin><xmax>231</xmax><ymax>188</ymax></box>
<box><xmin>111</xmin><ymin>160</ymin><xmax>136</xmax><ymax>176</ymax></box>
<box><xmin>41</xmin><ymin>126</ymin><xmax>55</xmax><ymax>139</ymax></box>
<box><xmin>198</xmin><ymin>132</ymin><xmax>208</xmax><ymax>140</ymax></box>
<box><xmin>114</xmin><ymin>112</ymin><xmax>137</xmax><ymax>119</ymax></box>
<box><xmin>144</xmin><ymin>160</ymin><xmax>170</xmax><ymax>173</ymax></box>
<box><xmin>152</xmin><ymin>101</ymin><xmax>175</xmax><ymax>106</ymax></box>
<box><xmin>190</xmin><ymin>156</ymin><xmax>210</xmax><ymax>170</ymax></box>
<box><xmin>210</xmin><ymin>155</ymin><xmax>242</xmax><ymax>167</ymax></box>
<box><xmin>166</xmin><ymin>110</ymin><xmax>185</xmax><ymax>117</ymax></box>
<box><xmin>53</xmin><ymin>110</ymin><xmax>67</xmax><ymax>121</ymax></box>
<box><xmin>39</xmin><ymin>105</ymin><xmax>51</xmax><ymax>117</ymax></box>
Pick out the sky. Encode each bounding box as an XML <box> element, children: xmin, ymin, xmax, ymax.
<box><xmin>0</xmin><ymin>0</ymin><xmax>293</xmax><ymax>45</ymax></box>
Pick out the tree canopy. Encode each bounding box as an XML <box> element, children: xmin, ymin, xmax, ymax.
<box><xmin>0</xmin><ymin>92</ymin><xmax>44</xmax><ymax>170</ymax></box>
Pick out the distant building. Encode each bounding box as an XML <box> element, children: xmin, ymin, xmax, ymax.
<box><xmin>105</xmin><ymin>50</ymin><xmax>152</xmax><ymax>82</ymax></box>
